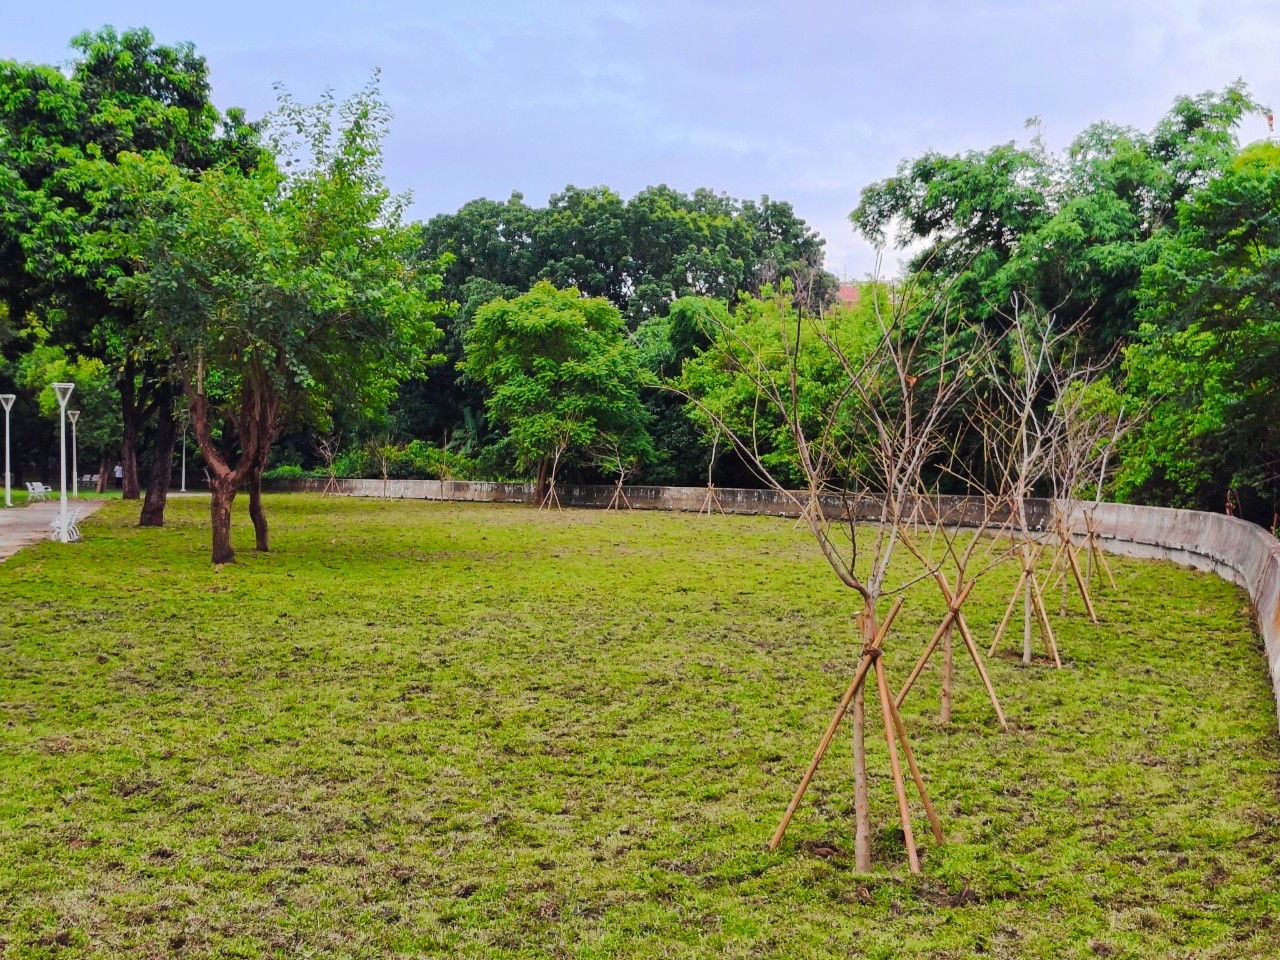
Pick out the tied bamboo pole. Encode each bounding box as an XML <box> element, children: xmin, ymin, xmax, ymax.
<box><xmin>874</xmin><ymin>654</ymin><xmax>919</xmax><ymax>873</ymax></box>
<box><xmin>767</xmin><ymin>598</ymin><xmax>904</xmax><ymax>853</ymax></box>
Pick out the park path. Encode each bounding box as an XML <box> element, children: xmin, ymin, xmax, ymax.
<box><xmin>0</xmin><ymin>499</ymin><xmax>109</xmax><ymax>563</ymax></box>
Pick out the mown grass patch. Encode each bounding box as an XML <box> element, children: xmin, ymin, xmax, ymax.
<box><xmin>2</xmin><ymin>495</ymin><xmax>1278</xmax><ymax>958</ymax></box>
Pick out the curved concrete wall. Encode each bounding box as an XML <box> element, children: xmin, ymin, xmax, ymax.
<box><xmin>267</xmin><ymin>478</ymin><xmax>1280</xmax><ymax>729</ymax></box>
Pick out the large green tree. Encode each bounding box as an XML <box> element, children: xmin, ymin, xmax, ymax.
<box><xmin>0</xmin><ymin>26</ymin><xmax>259</xmax><ymax>512</ymax></box>
<box><xmin>850</xmin><ymin>84</ymin><xmax>1261</xmax><ymax>348</ymax></box>
<box><xmin>461</xmin><ymin>281</ymin><xmax>651</xmax><ymax>502</ymax></box>
<box><xmin>95</xmin><ymin>80</ymin><xmax>443</xmax><ymax>562</ymax></box>
<box><xmin>411</xmin><ymin>185</ymin><xmax>833</xmax><ymax>481</ymax></box>
<box><xmin>1122</xmin><ymin>141</ymin><xmax>1280</xmax><ymax>518</ymax></box>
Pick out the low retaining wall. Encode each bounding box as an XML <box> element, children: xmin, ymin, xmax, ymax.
<box><xmin>266</xmin><ymin>477</ymin><xmax>1280</xmax><ymax>729</ymax></box>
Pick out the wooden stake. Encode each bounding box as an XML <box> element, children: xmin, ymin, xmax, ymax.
<box><xmin>875</xmin><ymin>655</ymin><xmax>919</xmax><ymax>874</ymax></box>
<box><xmin>953</xmin><ymin>611</ymin><xmax>1008</xmax><ymax>730</ymax></box>
<box><xmin>767</xmin><ymin>598</ymin><xmax>903</xmax><ymax>853</ymax></box>
<box><xmin>883</xmin><ymin>665</ymin><xmax>944</xmax><ymax>845</ymax></box>
<box><xmin>895</xmin><ymin>581</ymin><xmax>975</xmax><ymax>708</ymax></box>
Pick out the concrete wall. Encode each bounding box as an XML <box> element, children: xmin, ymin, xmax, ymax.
<box><xmin>267</xmin><ymin>478</ymin><xmax>1280</xmax><ymax>728</ymax></box>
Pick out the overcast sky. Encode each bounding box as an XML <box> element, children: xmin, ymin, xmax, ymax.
<box><xmin>7</xmin><ymin>1</ymin><xmax>1279</xmax><ymax>277</ymax></box>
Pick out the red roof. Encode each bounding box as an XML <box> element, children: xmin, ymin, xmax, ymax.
<box><xmin>836</xmin><ymin>283</ymin><xmax>860</xmax><ymax>305</ymax></box>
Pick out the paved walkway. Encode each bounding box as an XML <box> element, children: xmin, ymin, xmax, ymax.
<box><xmin>0</xmin><ymin>498</ymin><xmax>109</xmax><ymax>563</ymax></box>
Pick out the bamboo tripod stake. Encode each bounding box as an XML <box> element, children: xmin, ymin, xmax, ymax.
<box><xmin>605</xmin><ymin>476</ymin><xmax>633</xmax><ymax>511</ymax></box>
<box><xmin>1040</xmin><ymin>517</ymin><xmax>1098</xmax><ymax>623</ymax></box>
<box><xmin>894</xmin><ymin>579</ymin><xmax>1008</xmax><ymax>730</ymax></box>
<box><xmin>989</xmin><ymin>542</ymin><xmax>1061</xmax><ymax>667</ymax></box>
<box><xmin>893</xmin><ymin>531</ymin><xmax>1008</xmax><ymax>730</ymax></box>
<box><xmin>768</xmin><ymin>598</ymin><xmax>943</xmax><ymax>872</ymax></box>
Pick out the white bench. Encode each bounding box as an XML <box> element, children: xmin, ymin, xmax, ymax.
<box><xmin>49</xmin><ymin>508</ymin><xmax>82</xmax><ymax>542</ymax></box>
<box><xmin>26</xmin><ymin>481</ymin><xmax>52</xmax><ymax>502</ymax></box>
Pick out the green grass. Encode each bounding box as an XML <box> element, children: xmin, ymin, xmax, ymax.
<box><xmin>2</xmin><ymin>495</ymin><xmax>1278</xmax><ymax>959</ymax></box>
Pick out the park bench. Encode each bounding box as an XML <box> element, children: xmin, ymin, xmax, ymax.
<box><xmin>80</xmin><ymin>473</ymin><xmax>101</xmax><ymax>485</ymax></box>
<box><xmin>49</xmin><ymin>508</ymin><xmax>82</xmax><ymax>542</ymax></box>
<box><xmin>25</xmin><ymin>481</ymin><xmax>52</xmax><ymax>501</ymax></box>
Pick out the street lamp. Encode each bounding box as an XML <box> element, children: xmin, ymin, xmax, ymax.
<box><xmin>52</xmin><ymin>383</ymin><xmax>74</xmax><ymax>542</ymax></box>
<box><xmin>179</xmin><ymin>411</ymin><xmax>189</xmax><ymax>493</ymax></box>
<box><xmin>0</xmin><ymin>393</ymin><xmax>14</xmax><ymax>507</ymax></box>
<box><xmin>69</xmin><ymin>410</ymin><xmax>80</xmax><ymax>499</ymax></box>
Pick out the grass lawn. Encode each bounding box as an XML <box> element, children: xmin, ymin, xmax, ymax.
<box><xmin>2</xmin><ymin>495</ymin><xmax>1279</xmax><ymax>959</ymax></box>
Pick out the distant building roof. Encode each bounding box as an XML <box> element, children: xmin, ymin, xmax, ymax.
<box><xmin>836</xmin><ymin>282</ymin><xmax>860</xmax><ymax>305</ymax></box>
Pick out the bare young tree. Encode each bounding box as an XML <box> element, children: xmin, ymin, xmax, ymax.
<box><xmin>978</xmin><ymin>298</ymin><xmax>1075</xmax><ymax>666</ymax></box>
<box><xmin>592</xmin><ymin>437</ymin><xmax>638</xmax><ymax>512</ymax></box>
<box><xmin>313</xmin><ymin>431</ymin><xmax>343</xmax><ymax>496</ymax></box>
<box><xmin>674</xmin><ymin>274</ymin><xmax>993</xmax><ymax>872</ymax></box>
<box><xmin>367</xmin><ymin>435</ymin><xmax>398</xmax><ymax>499</ymax></box>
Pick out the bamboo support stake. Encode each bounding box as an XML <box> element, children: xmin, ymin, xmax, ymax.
<box><xmin>1027</xmin><ymin>572</ymin><xmax>1061</xmax><ymax>667</ymax></box>
<box><xmin>953</xmin><ymin>611</ymin><xmax>1008</xmax><ymax>730</ymax></box>
<box><xmin>990</xmin><ymin>568</ymin><xmax>1026</xmax><ymax>656</ymax></box>
<box><xmin>1063</xmin><ymin>535</ymin><xmax>1098</xmax><ymax>623</ymax></box>
<box><xmin>883</xmin><ymin>665</ymin><xmax>944</xmax><ymax>845</ymax></box>
<box><xmin>895</xmin><ymin>581</ymin><xmax>975</xmax><ymax>708</ymax></box>
<box><xmin>875</xmin><ymin>655</ymin><xmax>920</xmax><ymax>873</ymax></box>
<box><xmin>767</xmin><ymin>598</ymin><xmax>903</xmax><ymax>853</ymax></box>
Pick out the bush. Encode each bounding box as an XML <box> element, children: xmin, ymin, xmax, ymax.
<box><xmin>333</xmin><ymin>441</ymin><xmax>478</xmax><ymax>482</ymax></box>
<box><xmin>262</xmin><ymin>464</ymin><xmax>311</xmax><ymax>480</ymax></box>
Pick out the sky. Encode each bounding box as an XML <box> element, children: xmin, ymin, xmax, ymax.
<box><xmin>6</xmin><ymin>0</ymin><xmax>1279</xmax><ymax>278</ymax></box>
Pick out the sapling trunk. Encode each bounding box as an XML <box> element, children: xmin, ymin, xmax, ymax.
<box><xmin>853</xmin><ymin>599</ymin><xmax>874</xmax><ymax>872</ymax></box>
<box><xmin>1023</xmin><ymin>574</ymin><xmax>1033</xmax><ymax>665</ymax></box>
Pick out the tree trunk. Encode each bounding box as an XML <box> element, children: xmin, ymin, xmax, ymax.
<box><xmin>247</xmin><ymin>452</ymin><xmax>269</xmax><ymax>551</ymax></box>
<box><xmin>96</xmin><ymin>451</ymin><xmax>110</xmax><ymax>494</ymax></box>
<box><xmin>534</xmin><ymin>456</ymin><xmax>549</xmax><ymax>505</ymax></box>
<box><xmin>1023</xmin><ymin>575</ymin><xmax>1033</xmax><ymax>665</ymax></box>
<box><xmin>209</xmin><ymin>476</ymin><xmax>237</xmax><ymax>564</ymax></box>
<box><xmin>119</xmin><ymin>361</ymin><xmax>143</xmax><ymax>500</ymax></box>
<box><xmin>139</xmin><ymin>386</ymin><xmax>176</xmax><ymax>527</ymax></box>
<box><xmin>183</xmin><ymin>374</ymin><xmax>280</xmax><ymax>564</ymax></box>
<box><xmin>853</xmin><ymin>599</ymin><xmax>874</xmax><ymax>872</ymax></box>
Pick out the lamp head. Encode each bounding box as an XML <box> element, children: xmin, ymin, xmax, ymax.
<box><xmin>0</xmin><ymin>393</ymin><xmax>14</xmax><ymax>413</ymax></box>
<box><xmin>69</xmin><ymin>410</ymin><xmax>80</xmax><ymax>425</ymax></box>
<box><xmin>52</xmin><ymin>382</ymin><xmax>75</xmax><ymax>407</ymax></box>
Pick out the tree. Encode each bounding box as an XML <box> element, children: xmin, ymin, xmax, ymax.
<box><xmin>0</xmin><ymin>27</ymin><xmax>259</xmax><ymax>512</ymax></box>
<box><xmin>97</xmin><ymin>78</ymin><xmax>443</xmax><ymax>563</ymax></box>
<box><xmin>1122</xmin><ymin>141</ymin><xmax>1280</xmax><ymax>518</ymax></box>
<box><xmin>461</xmin><ymin>281</ymin><xmax>651</xmax><ymax>504</ymax></box>
<box><xmin>674</xmin><ymin>279</ymin><xmax>997</xmax><ymax>872</ymax></box>
<box><xmin>850</xmin><ymin>84</ymin><xmax>1262</xmax><ymax>348</ymax></box>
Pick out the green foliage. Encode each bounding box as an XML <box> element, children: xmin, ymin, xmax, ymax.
<box><xmin>462</xmin><ymin>281</ymin><xmax>652</xmax><ymax>481</ymax></box>
<box><xmin>93</xmin><ymin>77</ymin><xmax>445</xmax><ymax>446</ymax></box>
<box><xmin>261</xmin><ymin>463</ymin><xmax>311</xmax><ymax>480</ymax></box>
<box><xmin>330</xmin><ymin>440</ymin><xmax>476</xmax><ymax>481</ymax></box>
<box><xmin>1122</xmin><ymin>142</ymin><xmax>1280</xmax><ymax>511</ymax></box>
<box><xmin>2</xmin><ymin>496</ymin><xmax>1277</xmax><ymax>957</ymax></box>
<box><xmin>851</xmin><ymin>83</ymin><xmax>1262</xmax><ymax>347</ymax></box>
<box><xmin>677</xmin><ymin>285</ymin><xmax>884</xmax><ymax>486</ymax></box>
<box><xmin>12</xmin><ymin>336</ymin><xmax>120</xmax><ymax>456</ymax></box>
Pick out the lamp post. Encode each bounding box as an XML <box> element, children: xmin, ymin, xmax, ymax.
<box><xmin>0</xmin><ymin>393</ymin><xmax>14</xmax><ymax>507</ymax></box>
<box><xmin>180</xmin><ymin>412</ymin><xmax>188</xmax><ymax>493</ymax></box>
<box><xmin>69</xmin><ymin>410</ymin><xmax>80</xmax><ymax>499</ymax></box>
<box><xmin>52</xmin><ymin>383</ymin><xmax>74</xmax><ymax>542</ymax></box>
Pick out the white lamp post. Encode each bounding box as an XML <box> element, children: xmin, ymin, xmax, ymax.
<box><xmin>69</xmin><ymin>410</ymin><xmax>80</xmax><ymax>499</ymax></box>
<box><xmin>0</xmin><ymin>393</ymin><xmax>14</xmax><ymax>507</ymax></box>
<box><xmin>52</xmin><ymin>383</ymin><xmax>74</xmax><ymax>542</ymax></box>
